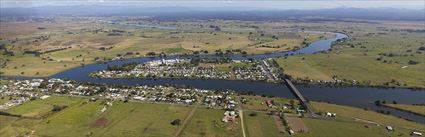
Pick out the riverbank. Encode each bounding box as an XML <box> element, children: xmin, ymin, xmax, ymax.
<box><xmin>275</xmin><ymin>23</ymin><xmax>425</xmax><ymax>89</ymax></box>
<box><xmin>382</xmin><ymin>104</ymin><xmax>425</xmax><ymax>117</ymax></box>
<box><xmin>1</xmin><ymin>18</ymin><xmax>332</xmax><ymax>77</ymax></box>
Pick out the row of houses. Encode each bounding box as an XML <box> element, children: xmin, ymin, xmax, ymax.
<box><xmin>91</xmin><ymin>59</ymin><xmax>280</xmax><ymax>82</ymax></box>
<box><xmin>0</xmin><ymin>78</ymin><xmax>237</xmax><ymax>110</ymax></box>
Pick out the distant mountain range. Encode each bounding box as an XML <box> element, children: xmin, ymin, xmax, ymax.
<box><xmin>1</xmin><ymin>6</ymin><xmax>424</xmax><ymax>21</ymax></box>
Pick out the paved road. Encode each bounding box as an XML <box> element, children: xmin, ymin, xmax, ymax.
<box><xmin>260</xmin><ymin>60</ymin><xmax>276</xmax><ymax>81</ymax></box>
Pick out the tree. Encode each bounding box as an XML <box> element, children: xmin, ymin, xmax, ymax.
<box><xmin>146</xmin><ymin>52</ymin><xmax>156</xmax><ymax>56</ymax></box>
<box><xmin>249</xmin><ymin>112</ymin><xmax>257</xmax><ymax>117</ymax></box>
<box><xmin>171</xmin><ymin>119</ymin><xmax>181</xmax><ymax>126</ymax></box>
<box><xmin>408</xmin><ymin>60</ymin><xmax>419</xmax><ymax>65</ymax></box>
<box><xmin>375</xmin><ymin>100</ymin><xmax>382</xmax><ymax>106</ymax></box>
<box><xmin>52</xmin><ymin>105</ymin><xmax>66</xmax><ymax>112</ymax></box>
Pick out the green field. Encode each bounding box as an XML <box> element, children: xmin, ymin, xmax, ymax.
<box><xmin>5</xmin><ymin>96</ymin><xmax>85</xmax><ymax>118</ymax></box>
<box><xmin>1</xmin><ymin>96</ymin><xmax>424</xmax><ymax>137</ymax></box>
<box><xmin>182</xmin><ymin>108</ymin><xmax>241</xmax><ymax>137</ymax></box>
<box><xmin>283</xmin><ymin>101</ymin><xmax>425</xmax><ymax>137</ymax></box>
<box><xmin>0</xmin><ymin>18</ymin><xmax>330</xmax><ymax>77</ymax></box>
<box><xmin>276</xmin><ymin>24</ymin><xmax>425</xmax><ymax>88</ymax></box>
<box><xmin>34</xmin><ymin>101</ymin><xmax>192</xmax><ymax>136</ymax></box>
<box><xmin>0</xmin><ymin>96</ymin><xmax>241</xmax><ymax>137</ymax></box>
<box><xmin>236</xmin><ymin>96</ymin><xmax>425</xmax><ymax>137</ymax></box>
<box><xmin>310</xmin><ymin>102</ymin><xmax>425</xmax><ymax>132</ymax></box>
<box><xmin>292</xmin><ymin>118</ymin><xmax>411</xmax><ymax>137</ymax></box>
<box><xmin>239</xmin><ymin>95</ymin><xmax>299</xmax><ymax>113</ymax></box>
<box><xmin>244</xmin><ymin>111</ymin><xmax>283</xmax><ymax>137</ymax></box>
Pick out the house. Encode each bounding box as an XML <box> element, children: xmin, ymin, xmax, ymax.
<box><xmin>266</xmin><ymin>99</ymin><xmax>274</xmax><ymax>107</ymax></box>
<box><xmin>106</xmin><ymin>102</ymin><xmax>113</xmax><ymax>107</ymax></box>
<box><xmin>40</xmin><ymin>95</ymin><xmax>50</xmax><ymax>100</ymax></box>
<box><xmin>386</xmin><ymin>126</ymin><xmax>393</xmax><ymax>131</ymax></box>
<box><xmin>411</xmin><ymin>132</ymin><xmax>423</xmax><ymax>136</ymax></box>
<box><xmin>90</xmin><ymin>97</ymin><xmax>97</xmax><ymax>102</ymax></box>
<box><xmin>288</xmin><ymin>129</ymin><xmax>295</xmax><ymax>135</ymax></box>
<box><xmin>184</xmin><ymin>99</ymin><xmax>193</xmax><ymax>104</ymax></box>
<box><xmin>30</xmin><ymin>82</ymin><xmax>41</xmax><ymax>87</ymax></box>
<box><xmin>133</xmin><ymin>96</ymin><xmax>145</xmax><ymax>101</ymax></box>
<box><xmin>222</xmin><ymin>111</ymin><xmax>236</xmax><ymax>123</ymax></box>
<box><xmin>99</xmin><ymin>107</ymin><xmax>107</xmax><ymax>113</ymax></box>
<box><xmin>326</xmin><ymin>112</ymin><xmax>336</xmax><ymax>117</ymax></box>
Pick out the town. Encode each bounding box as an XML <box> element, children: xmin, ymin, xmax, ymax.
<box><xmin>0</xmin><ymin>78</ymin><xmax>241</xmax><ymax>110</ymax></box>
<box><xmin>1</xmin><ymin>79</ymin><xmax>423</xmax><ymax>136</ymax></box>
<box><xmin>1</xmin><ymin>1</ymin><xmax>425</xmax><ymax>136</ymax></box>
<box><xmin>91</xmin><ymin>58</ymin><xmax>282</xmax><ymax>82</ymax></box>
<box><xmin>0</xmin><ymin>78</ymin><xmax>310</xmax><ymax>136</ymax></box>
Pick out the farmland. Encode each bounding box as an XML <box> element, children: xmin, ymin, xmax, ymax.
<box><xmin>276</xmin><ymin>21</ymin><xmax>425</xmax><ymax>88</ymax></box>
<box><xmin>243</xmin><ymin>111</ymin><xmax>283</xmax><ymax>137</ymax></box>
<box><xmin>238</xmin><ymin>99</ymin><xmax>425</xmax><ymax>137</ymax></box>
<box><xmin>0</xmin><ymin>17</ymin><xmax>330</xmax><ymax>77</ymax></box>
<box><xmin>1</xmin><ymin>93</ymin><xmax>424</xmax><ymax>137</ymax></box>
<box><xmin>309</xmin><ymin>102</ymin><xmax>425</xmax><ymax>132</ymax></box>
<box><xmin>0</xmin><ymin>96</ymin><xmax>239</xmax><ymax>137</ymax></box>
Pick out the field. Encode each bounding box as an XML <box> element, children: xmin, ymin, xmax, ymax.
<box><xmin>383</xmin><ymin>104</ymin><xmax>425</xmax><ymax>116</ymax></box>
<box><xmin>243</xmin><ymin>111</ymin><xmax>283</xmax><ymax>137</ymax></box>
<box><xmin>0</xmin><ymin>96</ymin><xmax>241</xmax><ymax>137</ymax></box>
<box><xmin>181</xmin><ymin>108</ymin><xmax>241</xmax><ymax>137</ymax></box>
<box><xmin>240</xmin><ymin>100</ymin><xmax>425</xmax><ymax>137</ymax></box>
<box><xmin>239</xmin><ymin>95</ymin><xmax>299</xmax><ymax>113</ymax></box>
<box><xmin>1</xmin><ymin>95</ymin><xmax>424</xmax><ymax>137</ymax></box>
<box><xmin>276</xmin><ymin>21</ymin><xmax>425</xmax><ymax>88</ymax></box>
<box><xmin>283</xmin><ymin>101</ymin><xmax>425</xmax><ymax>137</ymax></box>
<box><xmin>235</xmin><ymin>95</ymin><xmax>425</xmax><ymax>137</ymax></box>
<box><xmin>294</xmin><ymin>118</ymin><xmax>410</xmax><ymax>137</ymax></box>
<box><xmin>309</xmin><ymin>102</ymin><xmax>425</xmax><ymax>132</ymax></box>
<box><xmin>0</xmin><ymin>18</ymin><xmax>331</xmax><ymax>77</ymax></box>
<box><xmin>5</xmin><ymin>96</ymin><xmax>84</xmax><ymax>118</ymax></box>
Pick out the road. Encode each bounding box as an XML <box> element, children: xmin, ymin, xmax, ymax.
<box><xmin>173</xmin><ymin>96</ymin><xmax>203</xmax><ymax>137</ymax></box>
<box><xmin>239</xmin><ymin>110</ymin><xmax>247</xmax><ymax>137</ymax></box>
<box><xmin>260</xmin><ymin>60</ymin><xmax>276</xmax><ymax>81</ymax></box>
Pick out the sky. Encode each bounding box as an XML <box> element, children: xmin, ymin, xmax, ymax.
<box><xmin>1</xmin><ymin>0</ymin><xmax>424</xmax><ymax>10</ymax></box>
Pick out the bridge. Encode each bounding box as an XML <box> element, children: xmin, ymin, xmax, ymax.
<box><xmin>283</xmin><ymin>78</ymin><xmax>317</xmax><ymax>117</ymax></box>
<box><xmin>283</xmin><ymin>78</ymin><xmax>308</xmax><ymax>105</ymax></box>
<box><xmin>259</xmin><ymin>59</ymin><xmax>314</xmax><ymax>115</ymax></box>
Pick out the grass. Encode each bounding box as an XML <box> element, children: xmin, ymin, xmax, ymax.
<box><xmin>5</xmin><ymin>96</ymin><xmax>85</xmax><ymax>118</ymax></box>
<box><xmin>244</xmin><ymin>111</ymin><xmax>283</xmax><ymax>137</ymax></box>
<box><xmin>239</xmin><ymin>95</ymin><xmax>299</xmax><ymax>113</ymax></box>
<box><xmin>1</xmin><ymin>96</ymin><xmax>424</xmax><ymax>136</ymax></box>
<box><xmin>0</xmin><ymin>19</ymin><xmax>330</xmax><ymax>77</ymax></box>
<box><xmin>383</xmin><ymin>104</ymin><xmax>425</xmax><ymax>116</ymax></box>
<box><xmin>287</xmin><ymin>101</ymin><xmax>425</xmax><ymax>137</ymax></box>
<box><xmin>0</xmin><ymin>115</ymin><xmax>19</xmax><ymax>129</ymax></box>
<box><xmin>0</xmin><ymin>96</ymin><xmax>14</xmax><ymax>104</ymax></box>
<box><xmin>1</xmin><ymin>97</ymin><xmax>239</xmax><ymax>137</ymax></box>
<box><xmin>0</xmin><ymin>54</ymin><xmax>84</xmax><ymax>77</ymax></box>
<box><xmin>276</xmin><ymin>29</ymin><xmax>425</xmax><ymax>88</ymax></box>
<box><xmin>291</xmin><ymin>118</ymin><xmax>411</xmax><ymax>137</ymax></box>
<box><xmin>182</xmin><ymin>108</ymin><xmax>241</xmax><ymax>137</ymax></box>
<box><xmin>310</xmin><ymin>102</ymin><xmax>425</xmax><ymax>132</ymax></box>
<box><xmin>33</xmin><ymin>101</ymin><xmax>191</xmax><ymax>137</ymax></box>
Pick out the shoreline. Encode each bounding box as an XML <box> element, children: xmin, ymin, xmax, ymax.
<box><xmin>382</xmin><ymin>104</ymin><xmax>425</xmax><ymax>117</ymax></box>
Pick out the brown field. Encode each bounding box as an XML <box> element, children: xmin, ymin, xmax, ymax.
<box><xmin>1</xmin><ymin>18</ymin><xmax>333</xmax><ymax>77</ymax></box>
<box><xmin>285</xmin><ymin>116</ymin><xmax>309</xmax><ymax>133</ymax></box>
